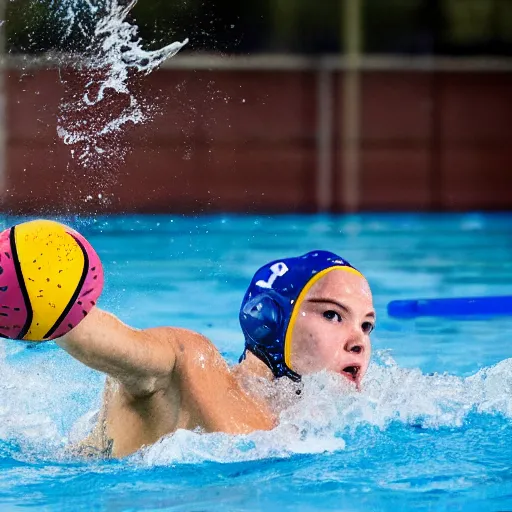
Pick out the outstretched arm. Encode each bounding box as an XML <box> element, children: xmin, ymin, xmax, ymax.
<box><xmin>56</xmin><ymin>307</ymin><xmax>197</xmax><ymax>397</ymax></box>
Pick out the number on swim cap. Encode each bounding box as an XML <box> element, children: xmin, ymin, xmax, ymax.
<box><xmin>255</xmin><ymin>262</ymin><xmax>289</xmax><ymax>289</ymax></box>
<box><xmin>0</xmin><ymin>219</ymin><xmax>104</xmax><ymax>341</ymax></box>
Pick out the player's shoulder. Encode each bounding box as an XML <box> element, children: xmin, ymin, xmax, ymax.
<box><xmin>143</xmin><ymin>326</ymin><xmax>227</xmax><ymax>371</ymax></box>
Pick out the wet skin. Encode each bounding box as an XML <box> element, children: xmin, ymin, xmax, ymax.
<box><xmin>57</xmin><ymin>269</ymin><xmax>375</xmax><ymax>458</ymax></box>
<box><xmin>290</xmin><ymin>269</ymin><xmax>374</xmax><ymax>388</ymax></box>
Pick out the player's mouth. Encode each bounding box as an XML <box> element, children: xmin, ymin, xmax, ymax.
<box><xmin>341</xmin><ymin>364</ymin><xmax>362</xmax><ymax>387</ymax></box>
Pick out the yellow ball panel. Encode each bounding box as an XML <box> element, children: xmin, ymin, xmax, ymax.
<box><xmin>14</xmin><ymin>220</ymin><xmax>86</xmax><ymax>341</ymax></box>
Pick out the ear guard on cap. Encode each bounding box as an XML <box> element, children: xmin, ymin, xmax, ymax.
<box><xmin>239</xmin><ymin>290</ymin><xmax>301</xmax><ymax>381</ymax></box>
<box><xmin>241</xmin><ymin>293</ymin><xmax>282</xmax><ymax>344</ymax></box>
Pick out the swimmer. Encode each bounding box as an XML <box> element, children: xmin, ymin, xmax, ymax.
<box><xmin>56</xmin><ymin>249</ymin><xmax>375</xmax><ymax>458</ymax></box>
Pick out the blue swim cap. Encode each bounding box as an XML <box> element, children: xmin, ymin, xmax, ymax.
<box><xmin>239</xmin><ymin>250</ymin><xmax>363</xmax><ymax>381</ymax></box>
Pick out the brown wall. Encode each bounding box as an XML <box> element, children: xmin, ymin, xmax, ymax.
<box><xmin>4</xmin><ymin>66</ymin><xmax>512</xmax><ymax>214</ymax></box>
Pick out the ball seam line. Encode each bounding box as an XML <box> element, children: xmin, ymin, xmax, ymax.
<box><xmin>10</xmin><ymin>226</ymin><xmax>33</xmax><ymax>340</ymax></box>
<box><xmin>42</xmin><ymin>232</ymin><xmax>90</xmax><ymax>340</ymax></box>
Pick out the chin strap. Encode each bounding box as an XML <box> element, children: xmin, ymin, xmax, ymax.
<box><xmin>241</xmin><ymin>346</ymin><xmax>302</xmax><ymax>383</ymax></box>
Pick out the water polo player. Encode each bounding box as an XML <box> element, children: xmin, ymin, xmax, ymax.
<box><xmin>0</xmin><ymin>220</ymin><xmax>375</xmax><ymax>458</ymax></box>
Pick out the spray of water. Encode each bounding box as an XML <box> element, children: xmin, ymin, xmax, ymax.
<box><xmin>54</xmin><ymin>0</ymin><xmax>187</xmax><ymax>167</ymax></box>
<box><xmin>135</xmin><ymin>354</ymin><xmax>512</xmax><ymax>465</ymax></box>
<box><xmin>0</xmin><ymin>342</ymin><xmax>510</xmax><ymax>465</ymax></box>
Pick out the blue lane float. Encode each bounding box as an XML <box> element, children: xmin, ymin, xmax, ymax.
<box><xmin>387</xmin><ymin>296</ymin><xmax>512</xmax><ymax>318</ymax></box>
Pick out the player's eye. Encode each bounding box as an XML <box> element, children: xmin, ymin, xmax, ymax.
<box><xmin>323</xmin><ymin>310</ymin><xmax>342</xmax><ymax>323</ymax></box>
<box><xmin>362</xmin><ymin>321</ymin><xmax>374</xmax><ymax>334</ymax></box>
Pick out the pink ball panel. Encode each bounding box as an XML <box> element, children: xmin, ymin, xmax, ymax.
<box><xmin>0</xmin><ymin>228</ymin><xmax>30</xmax><ymax>339</ymax></box>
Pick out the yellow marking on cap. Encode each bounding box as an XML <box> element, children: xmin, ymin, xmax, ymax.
<box><xmin>14</xmin><ymin>220</ymin><xmax>85</xmax><ymax>340</ymax></box>
<box><xmin>283</xmin><ymin>265</ymin><xmax>364</xmax><ymax>370</ymax></box>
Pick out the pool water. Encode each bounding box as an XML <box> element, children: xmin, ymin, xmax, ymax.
<box><xmin>0</xmin><ymin>213</ymin><xmax>511</xmax><ymax>511</ymax></box>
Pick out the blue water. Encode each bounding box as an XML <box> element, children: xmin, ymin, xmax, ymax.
<box><xmin>0</xmin><ymin>213</ymin><xmax>511</xmax><ymax>511</ymax></box>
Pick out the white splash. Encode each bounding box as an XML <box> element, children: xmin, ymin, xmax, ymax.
<box><xmin>0</xmin><ymin>342</ymin><xmax>102</xmax><ymax>458</ymax></box>
<box><xmin>136</xmin><ymin>353</ymin><xmax>512</xmax><ymax>466</ymax></box>
<box><xmin>56</xmin><ymin>0</ymin><xmax>187</xmax><ymax>167</ymax></box>
<box><xmin>0</xmin><ymin>341</ymin><xmax>510</xmax><ymax>465</ymax></box>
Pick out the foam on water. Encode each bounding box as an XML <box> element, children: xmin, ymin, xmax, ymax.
<box><xmin>0</xmin><ymin>341</ymin><xmax>102</xmax><ymax>461</ymax></box>
<box><xmin>135</xmin><ymin>352</ymin><xmax>512</xmax><ymax>466</ymax></box>
<box><xmin>0</xmin><ymin>340</ymin><xmax>509</xmax><ymax>467</ymax></box>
